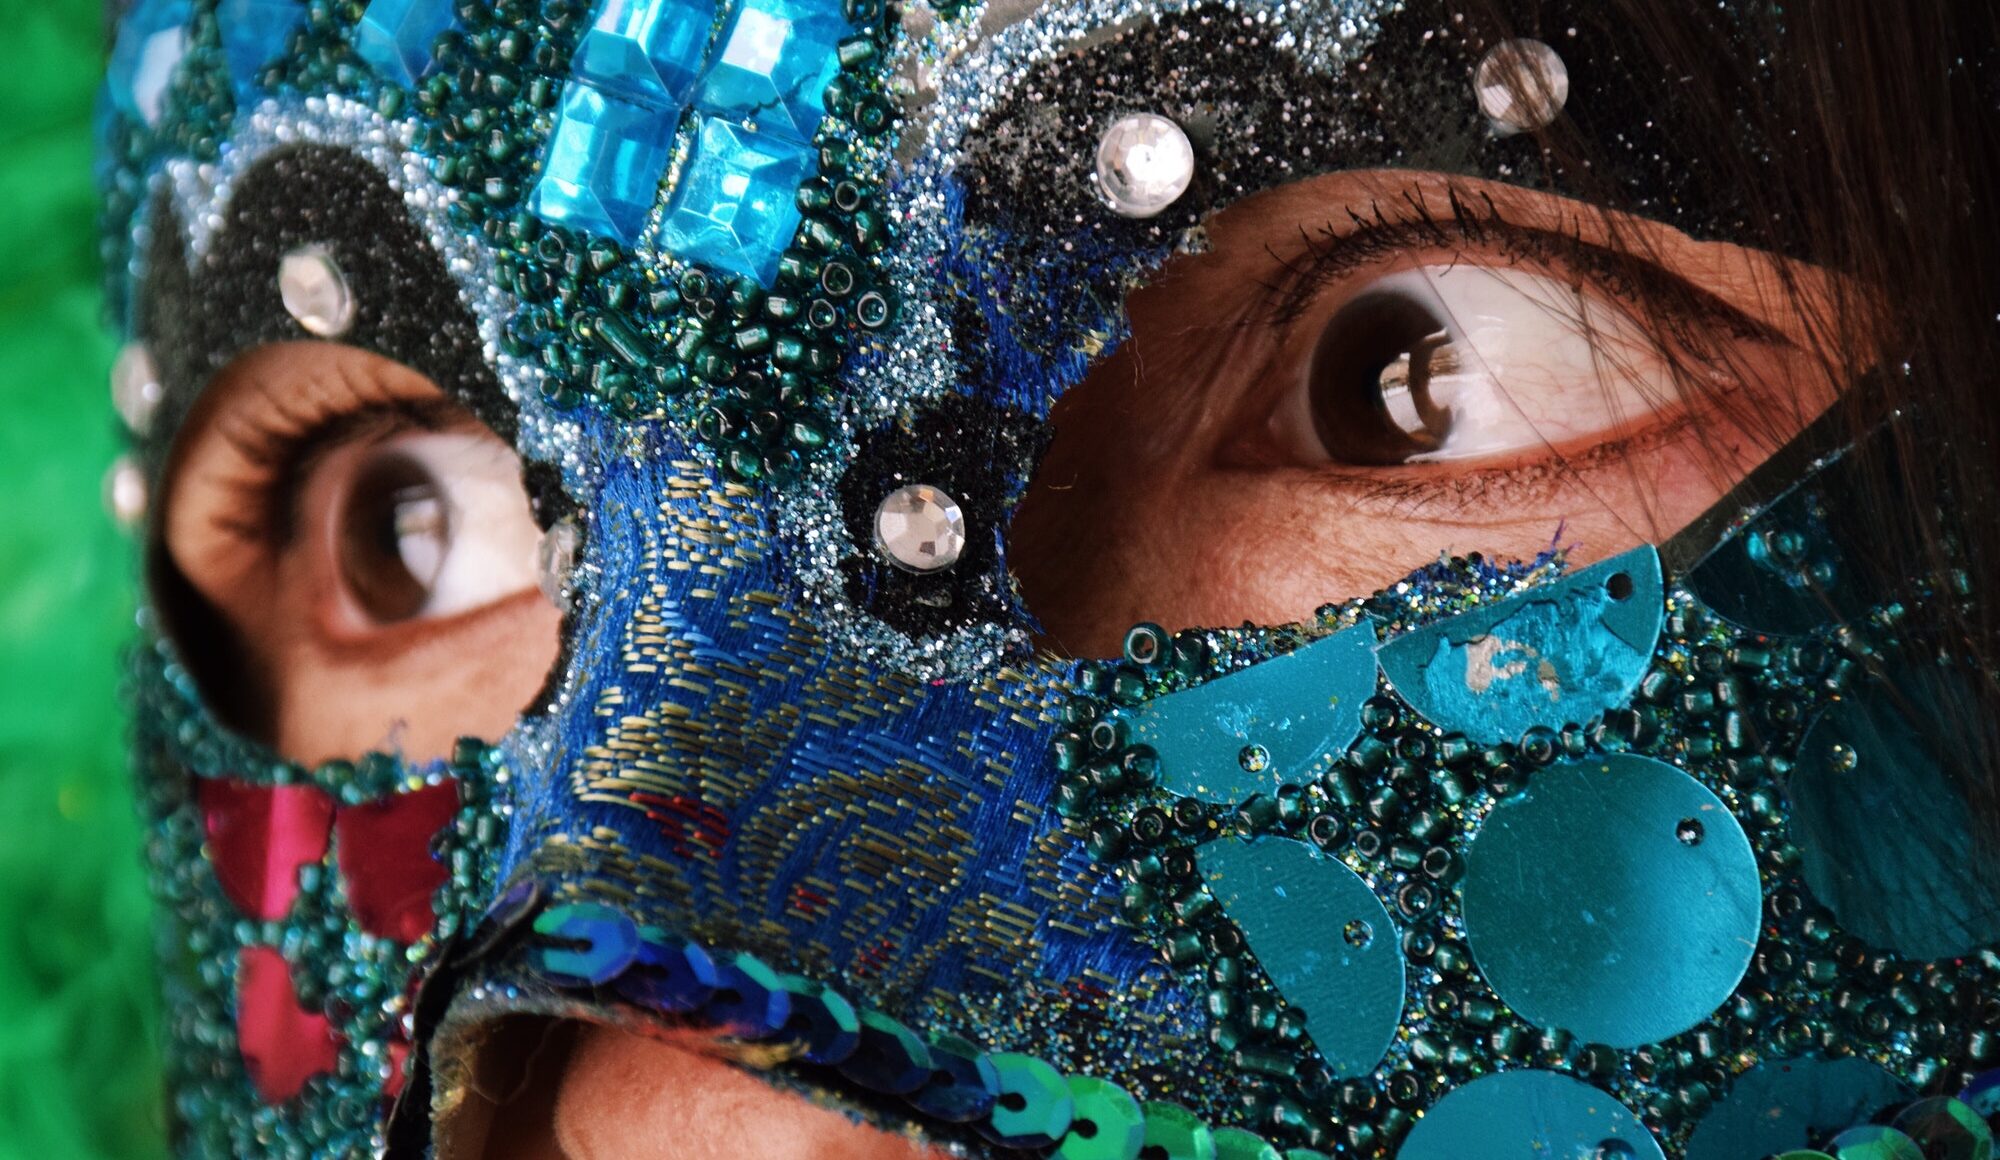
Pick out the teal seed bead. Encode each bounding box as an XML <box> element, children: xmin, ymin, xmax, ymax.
<box><xmin>1211</xmin><ymin>1127</ymin><xmax>1283</xmax><ymax>1160</ymax></box>
<box><xmin>1142</xmin><ymin>1101</ymin><xmax>1217</xmax><ymax>1160</ymax></box>
<box><xmin>979</xmin><ymin>1053</ymin><xmax>1074</xmax><ymax>1149</ymax></box>
<box><xmin>1053</xmin><ymin>1076</ymin><xmax>1145</xmax><ymax>1160</ymax></box>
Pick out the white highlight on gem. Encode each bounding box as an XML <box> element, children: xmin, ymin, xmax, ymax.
<box><xmin>278</xmin><ymin>244</ymin><xmax>357</xmax><ymax>337</ymax></box>
<box><xmin>1093</xmin><ymin>113</ymin><xmax>1195</xmax><ymax>219</ymax></box>
<box><xmin>873</xmin><ymin>484</ymin><xmax>966</xmax><ymax>572</ymax></box>
<box><xmin>111</xmin><ymin>342</ymin><xmax>164</xmax><ymax>435</ymax></box>
<box><xmin>133</xmin><ymin>24</ymin><xmax>189</xmax><ymax>128</ymax></box>
<box><xmin>1474</xmin><ymin>38</ymin><xmax>1570</xmax><ymax>135</ymax></box>
<box><xmin>536</xmin><ymin>516</ymin><xmax>581</xmax><ymax>613</ymax></box>
<box><xmin>721</xmin><ymin>8</ymin><xmax>791</xmax><ymax>73</ymax></box>
<box><xmin>105</xmin><ymin>455</ymin><xmax>147</xmax><ymax>529</ymax></box>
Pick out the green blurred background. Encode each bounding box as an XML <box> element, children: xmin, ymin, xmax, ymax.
<box><xmin>0</xmin><ymin>5</ymin><xmax>169</xmax><ymax>1157</ymax></box>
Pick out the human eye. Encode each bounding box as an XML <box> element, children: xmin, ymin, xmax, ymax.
<box><xmin>154</xmin><ymin>342</ymin><xmax>562</xmax><ymax>762</ymax></box>
<box><xmin>1008</xmin><ymin>171</ymin><xmax>1844</xmax><ymax>658</ymax></box>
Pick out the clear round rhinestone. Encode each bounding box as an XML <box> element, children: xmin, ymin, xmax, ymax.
<box><xmin>278</xmin><ymin>244</ymin><xmax>357</xmax><ymax>337</ymax></box>
<box><xmin>1093</xmin><ymin>113</ymin><xmax>1195</xmax><ymax>219</ymax></box>
<box><xmin>1474</xmin><ymin>38</ymin><xmax>1570</xmax><ymax>135</ymax></box>
<box><xmin>873</xmin><ymin>484</ymin><xmax>967</xmax><ymax>573</ymax></box>
<box><xmin>536</xmin><ymin>516</ymin><xmax>580</xmax><ymax>612</ymax></box>
<box><xmin>104</xmin><ymin>454</ymin><xmax>147</xmax><ymax>529</ymax></box>
<box><xmin>111</xmin><ymin>341</ymin><xmax>163</xmax><ymax>435</ymax></box>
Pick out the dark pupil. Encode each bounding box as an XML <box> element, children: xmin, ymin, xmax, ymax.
<box><xmin>338</xmin><ymin>452</ymin><xmax>445</xmax><ymax>624</ymax></box>
<box><xmin>1308</xmin><ymin>290</ymin><xmax>1455</xmax><ymax>466</ymax></box>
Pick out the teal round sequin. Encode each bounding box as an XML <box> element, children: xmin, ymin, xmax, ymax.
<box><xmin>1396</xmin><ymin>1070</ymin><xmax>1664</xmax><ymax>1160</ymax></box>
<box><xmin>530</xmin><ymin>901</ymin><xmax>641</xmax><ymax>985</ymax></box>
<box><xmin>1829</xmin><ymin>1126</ymin><xmax>1924</xmax><ymax>1160</ymax></box>
<box><xmin>1212</xmin><ymin>1127</ymin><xmax>1283</xmax><ymax>1160</ymax></box>
<box><xmin>980</xmin><ymin>1053</ymin><xmax>1074</xmax><ymax>1149</ymax></box>
<box><xmin>1141</xmin><ymin>1101</ymin><xmax>1217</xmax><ymax>1160</ymax></box>
<box><xmin>1892</xmin><ymin>1098</ymin><xmax>1994</xmax><ymax>1160</ymax></box>
<box><xmin>1686</xmin><ymin>1057</ymin><xmax>1910</xmax><ymax>1160</ymax></box>
<box><xmin>1461</xmin><ymin>755</ymin><xmax>1761</xmax><ymax>1047</ymax></box>
<box><xmin>1054</xmin><ymin>1076</ymin><xmax>1145</xmax><ymax>1160</ymax></box>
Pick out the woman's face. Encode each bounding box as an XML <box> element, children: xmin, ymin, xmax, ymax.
<box><xmin>157</xmin><ymin>165</ymin><xmax>1847</xmax><ymax>1156</ymax></box>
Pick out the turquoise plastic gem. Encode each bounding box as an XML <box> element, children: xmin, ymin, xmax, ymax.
<box><xmin>908</xmin><ymin>1034</ymin><xmax>1000</xmax><ymax>1122</ymax></box>
<box><xmin>217</xmin><ymin>0</ymin><xmax>305</xmax><ymax>95</ymax></box>
<box><xmin>1831</xmin><ymin>1126</ymin><xmax>1925</xmax><ymax>1160</ymax></box>
<box><xmin>1685</xmin><ymin>1057</ymin><xmax>1911</xmax><ymax>1160</ymax></box>
<box><xmin>1379</xmin><ymin>546</ymin><xmax>1661</xmax><ymax>744</ymax></box>
<box><xmin>1140</xmin><ymin>1102</ymin><xmax>1216</xmax><ymax>1160</ymax></box>
<box><xmin>1128</xmin><ymin>622</ymin><xmax>1375</xmax><ymax>803</ymax></box>
<box><xmin>833</xmin><ymin>1009</ymin><xmax>932</xmax><ymax>1093</ymax></box>
<box><xmin>1195</xmin><ymin>836</ymin><xmax>1402</xmax><ymax>1077</ymax></box>
<box><xmin>1211</xmin><ymin>1127</ymin><xmax>1283</xmax><ymax>1160</ymax></box>
<box><xmin>776</xmin><ymin>975</ymin><xmax>860</xmax><ymax>1064</ymax></box>
<box><xmin>1054</xmin><ymin>1076</ymin><xmax>1145</xmax><ymax>1160</ymax></box>
<box><xmin>1789</xmin><ymin>665</ymin><xmax>2000</xmax><ymax>960</ymax></box>
<box><xmin>573</xmin><ymin>0</ymin><xmax>718</xmax><ymax>109</ymax></box>
<box><xmin>979</xmin><ymin>1053</ymin><xmax>1074</xmax><ymax>1149</ymax></box>
<box><xmin>1961</xmin><ymin>1071</ymin><xmax>2000</xmax><ymax>1119</ymax></box>
<box><xmin>353</xmin><ymin>0</ymin><xmax>460</xmax><ymax>87</ymax></box>
<box><xmin>529</xmin><ymin>81</ymin><xmax>678</xmax><ymax>245</ymax></box>
<box><xmin>106</xmin><ymin>0</ymin><xmax>191</xmax><ymax>127</ymax></box>
<box><xmin>1679</xmin><ymin>441</ymin><xmax>1867</xmax><ymax>634</ymax></box>
<box><xmin>530</xmin><ymin>902</ymin><xmax>641</xmax><ymax>985</ymax></box>
<box><xmin>692</xmin><ymin>0</ymin><xmax>850</xmax><ymax>141</ymax></box>
<box><xmin>1893</xmin><ymin>1098</ymin><xmax>1994</xmax><ymax>1160</ymax></box>
<box><xmin>707</xmin><ymin>951</ymin><xmax>790</xmax><ymax>1038</ymax></box>
<box><xmin>614</xmin><ymin>927</ymin><xmax>719</xmax><ymax>1011</ymax></box>
<box><xmin>657</xmin><ymin>116</ymin><xmax>814</xmax><ymax>284</ymax></box>
<box><xmin>1461</xmin><ymin>754</ymin><xmax>1760</xmax><ymax>1048</ymax></box>
<box><xmin>1397</xmin><ymin>1070</ymin><xmax>1664</xmax><ymax>1160</ymax></box>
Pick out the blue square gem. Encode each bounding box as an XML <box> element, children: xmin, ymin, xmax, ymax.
<box><xmin>694</xmin><ymin>0</ymin><xmax>851</xmax><ymax>143</ymax></box>
<box><xmin>657</xmin><ymin>116</ymin><xmax>813</xmax><ymax>284</ymax></box>
<box><xmin>354</xmin><ymin>0</ymin><xmax>461</xmax><ymax>88</ymax></box>
<box><xmin>529</xmin><ymin>81</ymin><xmax>681</xmax><ymax>244</ymax></box>
<box><xmin>107</xmin><ymin>0</ymin><xmax>191</xmax><ymax>127</ymax></box>
<box><xmin>218</xmin><ymin>0</ymin><xmax>307</xmax><ymax>97</ymax></box>
<box><xmin>573</xmin><ymin>0</ymin><xmax>720</xmax><ymax>110</ymax></box>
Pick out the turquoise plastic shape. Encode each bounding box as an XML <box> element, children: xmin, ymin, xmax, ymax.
<box><xmin>1378</xmin><ymin>546</ymin><xmax>1661</xmax><ymax>744</ymax></box>
<box><xmin>1685</xmin><ymin>1057</ymin><xmax>1911</xmax><ymax>1160</ymax></box>
<box><xmin>1127</xmin><ymin>622</ymin><xmax>1375</xmax><ymax>804</ymax></box>
<box><xmin>217</xmin><ymin>0</ymin><xmax>306</xmax><ymax>96</ymax></box>
<box><xmin>657</xmin><ymin>116</ymin><xmax>814</xmax><ymax>284</ymax></box>
<box><xmin>1789</xmin><ymin>664</ymin><xmax>2000</xmax><ymax>961</ymax></box>
<box><xmin>531</xmin><ymin>901</ymin><xmax>641</xmax><ymax>984</ymax></box>
<box><xmin>1396</xmin><ymin>1070</ymin><xmax>1664</xmax><ymax>1160</ymax></box>
<box><xmin>1893</xmin><ymin>1098</ymin><xmax>1994</xmax><ymax>1160</ymax></box>
<box><xmin>1830</xmin><ymin>1126</ymin><xmax>1925</xmax><ymax>1160</ymax></box>
<box><xmin>1054</xmin><ymin>1076</ymin><xmax>1145</xmax><ymax>1160</ymax></box>
<box><xmin>1195</xmin><ymin>836</ymin><xmax>1402</xmax><ymax>1078</ymax></box>
<box><xmin>106</xmin><ymin>0</ymin><xmax>191</xmax><ymax>127</ymax></box>
<box><xmin>693</xmin><ymin>0</ymin><xmax>851</xmax><ymax>141</ymax></box>
<box><xmin>979</xmin><ymin>1053</ymin><xmax>1074</xmax><ymax>1149</ymax></box>
<box><xmin>573</xmin><ymin>0</ymin><xmax>718</xmax><ymax>109</ymax></box>
<box><xmin>1461</xmin><ymin>754</ymin><xmax>1760</xmax><ymax>1048</ymax></box>
<box><xmin>353</xmin><ymin>0</ymin><xmax>460</xmax><ymax>87</ymax></box>
<box><xmin>529</xmin><ymin>80</ymin><xmax>680</xmax><ymax>244</ymax></box>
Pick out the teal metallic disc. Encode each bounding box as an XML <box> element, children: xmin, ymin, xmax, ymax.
<box><xmin>1789</xmin><ymin>665</ymin><xmax>2000</xmax><ymax>961</ymax></box>
<box><xmin>1395</xmin><ymin>1070</ymin><xmax>1663</xmax><ymax>1160</ymax></box>
<box><xmin>1830</xmin><ymin>1126</ymin><xmax>1925</xmax><ymax>1160</ymax></box>
<box><xmin>1461</xmin><ymin>754</ymin><xmax>1760</xmax><ymax>1047</ymax></box>
<box><xmin>1053</xmin><ymin>1076</ymin><xmax>1145</xmax><ymax>1160</ymax></box>
<box><xmin>1140</xmin><ymin>1101</ymin><xmax>1217</xmax><ymax>1160</ymax></box>
<box><xmin>1195</xmin><ymin>836</ymin><xmax>1403</xmax><ymax>1077</ymax></box>
<box><xmin>1378</xmin><ymin>546</ymin><xmax>1662</xmax><ymax>744</ymax></box>
<box><xmin>1685</xmin><ymin>1057</ymin><xmax>1911</xmax><ymax>1160</ymax></box>
<box><xmin>980</xmin><ymin>1052</ymin><xmax>1075</xmax><ymax>1149</ymax></box>
<box><xmin>1893</xmin><ymin>1098</ymin><xmax>1994</xmax><ymax>1160</ymax></box>
<box><xmin>1127</xmin><ymin>622</ymin><xmax>1376</xmax><ymax>803</ymax></box>
<box><xmin>1211</xmin><ymin>1127</ymin><xmax>1283</xmax><ymax>1160</ymax></box>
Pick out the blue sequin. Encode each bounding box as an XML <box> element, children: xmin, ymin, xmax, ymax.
<box><xmin>217</xmin><ymin>0</ymin><xmax>306</xmax><ymax>96</ymax></box>
<box><xmin>529</xmin><ymin>81</ymin><xmax>680</xmax><ymax>244</ymax></box>
<box><xmin>531</xmin><ymin>902</ymin><xmax>642</xmax><ymax>985</ymax></box>
<box><xmin>1196</xmin><ymin>835</ymin><xmax>1402</xmax><ymax>1078</ymax></box>
<box><xmin>693</xmin><ymin>0</ymin><xmax>850</xmax><ymax>141</ymax></box>
<box><xmin>574</xmin><ymin>0</ymin><xmax>719</xmax><ymax>109</ymax></box>
<box><xmin>1129</xmin><ymin>622</ymin><xmax>1375</xmax><ymax>804</ymax></box>
<box><xmin>657</xmin><ymin>116</ymin><xmax>813</xmax><ymax>282</ymax></box>
<box><xmin>1461</xmin><ymin>755</ymin><xmax>1761</xmax><ymax>1048</ymax></box>
<box><xmin>1685</xmin><ymin>1057</ymin><xmax>1911</xmax><ymax>1160</ymax></box>
<box><xmin>106</xmin><ymin>0</ymin><xmax>191</xmax><ymax>127</ymax></box>
<box><xmin>1379</xmin><ymin>546</ymin><xmax>1662</xmax><ymax>744</ymax></box>
<box><xmin>353</xmin><ymin>0</ymin><xmax>461</xmax><ymax>87</ymax></box>
<box><xmin>1397</xmin><ymin>1070</ymin><xmax>1664</xmax><ymax>1160</ymax></box>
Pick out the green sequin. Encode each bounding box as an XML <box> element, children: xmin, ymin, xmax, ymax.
<box><xmin>982</xmin><ymin>1053</ymin><xmax>1074</xmax><ymax>1149</ymax></box>
<box><xmin>1053</xmin><ymin>1076</ymin><xmax>1145</xmax><ymax>1160</ymax></box>
<box><xmin>1142</xmin><ymin>1101</ymin><xmax>1218</xmax><ymax>1160</ymax></box>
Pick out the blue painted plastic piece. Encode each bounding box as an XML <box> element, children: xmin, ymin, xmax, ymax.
<box><xmin>217</xmin><ymin>0</ymin><xmax>306</xmax><ymax>96</ymax></box>
<box><xmin>835</xmin><ymin>1009</ymin><xmax>934</xmax><ymax>1094</ymax></box>
<box><xmin>908</xmin><ymin>1034</ymin><xmax>1002</xmax><ymax>1123</ymax></box>
<box><xmin>530</xmin><ymin>901</ymin><xmax>642</xmax><ymax>985</ymax></box>
<box><xmin>1128</xmin><ymin>622</ymin><xmax>1376</xmax><ymax>804</ymax></box>
<box><xmin>775</xmin><ymin>975</ymin><xmax>861</xmax><ymax>1063</ymax></box>
<box><xmin>1196</xmin><ymin>836</ymin><xmax>1402</xmax><ymax>1078</ymax></box>
<box><xmin>354</xmin><ymin>0</ymin><xmax>461</xmax><ymax>87</ymax></box>
<box><xmin>614</xmin><ymin>927</ymin><xmax>719</xmax><ymax>1011</ymax></box>
<box><xmin>106</xmin><ymin>0</ymin><xmax>192</xmax><ymax>127</ymax></box>
<box><xmin>1379</xmin><ymin>546</ymin><xmax>1662</xmax><ymax>744</ymax></box>
<box><xmin>1396</xmin><ymin>1070</ymin><xmax>1664</xmax><ymax>1160</ymax></box>
<box><xmin>1684</xmin><ymin>1057</ymin><xmax>1911</xmax><ymax>1160</ymax></box>
<box><xmin>573</xmin><ymin>0</ymin><xmax>720</xmax><ymax>109</ymax></box>
<box><xmin>657</xmin><ymin>116</ymin><xmax>814</xmax><ymax>282</ymax></box>
<box><xmin>529</xmin><ymin>81</ymin><xmax>680</xmax><ymax>244</ymax></box>
<box><xmin>1460</xmin><ymin>754</ymin><xmax>1761</xmax><ymax>1048</ymax></box>
<box><xmin>707</xmin><ymin>951</ymin><xmax>792</xmax><ymax>1037</ymax></box>
<box><xmin>693</xmin><ymin>0</ymin><xmax>851</xmax><ymax>141</ymax></box>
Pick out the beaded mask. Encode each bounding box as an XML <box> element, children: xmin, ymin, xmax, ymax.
<box><xmin>101</xmin><ymin>0</ymin><xmax>2000</xmax><ymax>1156</ymax></box>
